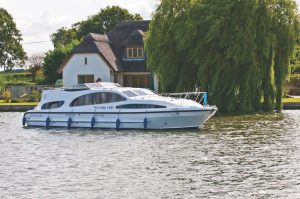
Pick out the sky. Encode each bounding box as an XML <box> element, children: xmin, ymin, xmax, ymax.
<box><xmin>0</xmin><ymin>0</ymin><xmax>159</xmax><ymax>55</ymax></box>
<box><xmin>1</xmin><ymin>0</ymin><xmax>299</xmax><ymax>56</ymax></box>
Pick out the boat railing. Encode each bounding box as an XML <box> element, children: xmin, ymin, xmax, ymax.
<box><xmin>160</xmin><ymin>92</ymin><xmax>208</xmax><ymax>105</ymax></box>
<box><xmin>132</xmin><ymin>92</ymin><xmax>208</xmax><ymax>105</ymax></box>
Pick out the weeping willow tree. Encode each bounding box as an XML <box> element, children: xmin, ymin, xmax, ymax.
<box><xmin>145</xmin><ymin>0</ymin><xmax>299</xmax><ymax>113</ymax></box>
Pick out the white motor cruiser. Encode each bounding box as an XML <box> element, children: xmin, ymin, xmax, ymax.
<box><xmin>22</xmin><ymin>82</ymin><xmax>217</xmax><ymax>130</ymax></box>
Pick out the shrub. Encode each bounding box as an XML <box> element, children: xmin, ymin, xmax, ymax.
<box><xmin>289</xmin><ymin>74</ymin><xmax>300</xmax><ymax>81</ymax></box>
<box><xmin>26</xmin><ymin>90</ymin><xmax>41</xmax><ymax>102</ymax></box>
<box><xmin>0</xmin><ymin>76</ymin><xmax>4</xmax><ymax>93</ymax></box>
<box><xmin>2</xmin><ymin>89</ymin><xmax>12</xmax><ymax>103</ymax></box>
<box><xmin>291</xmin><ymin>65</ymin><xmax>300</xmax><ymax>74</ymax></box>
<box><xmin>36</xmin><ymin>76</ymin><xmax>46</xmax><ymax>85</ymax></box>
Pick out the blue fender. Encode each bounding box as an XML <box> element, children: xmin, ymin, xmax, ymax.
<box><xmin>46</xmin><ymin>116</ymin><xmax>50</xmax><ymax>130</ymax></box>
<box><xmin>91</xmin><ymin>116</ymin><xmax>96</xmax><ymax>128</ymax></box>
<box><xmin>67</xmin><ymin>117</ymin><xmax>72</xmax><ymax>129</ymax></box>
<box><xmin>116</xmin><ymin>118</ymin><xmax>121</xmax><ymax>131</ymax></box>
<box><xmin>143</xmin><ymin>118</ymin><xmax>148</xmax><ymax>129</ymax></box>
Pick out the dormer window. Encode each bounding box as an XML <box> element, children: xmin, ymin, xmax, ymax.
<box><xmin>127</xmin><ymin>47</ymin><xmax>144</xmax><ymax>59</ymax></box>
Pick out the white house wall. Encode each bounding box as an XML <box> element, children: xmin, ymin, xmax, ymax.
<box><xmin>63</xmin><ymin>53</ymin><xmax>112</xmax><ymax>87</ymax></box>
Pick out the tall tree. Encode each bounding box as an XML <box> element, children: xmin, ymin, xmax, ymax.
<box><xmin>145</xmin><ymin>0</ymin><xmax>299</xmax><ymax>113</ymax></box>
<box><xmin>0</xmin><ymin>8</ymin><xmax>26</xmax><ymax>71</ymax></box>
<box><xmin>145</xmin><ymin>0</ymin><xmax>194</xmax><ymax>92</ymax></box>
<box><xmin>272</xmin><ymin>0</ymin><xmax>299</xmax><ymax>111</ymax></box>
<box><xmin>43</xmin><ymin>41</ymin><xmax>79</xmax><ymax>85</ymax></box>
<box><xmin>73</xmin><ymin>6</ymin><xmax>143</xmax><ymax>39</ymax></box>
<box><xmin>50</xmin><ymin>27</ymin><xmax>77</xmax><ymax>48</ymax></box>
<box><xmin>27</xmin><ymin>53</ymin><xmax>44</xmax><ymax>82</ymax></box>
<box><xmin>50</xmin><ymin>6</ymin><xmax>142</xmax><ymax>48</ymax></box>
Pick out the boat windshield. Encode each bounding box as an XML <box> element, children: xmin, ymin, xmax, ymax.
<box><xmin>64</xmin><ymin>84</ymin><xmax>89</xmax><ymax>91</ymax></box>
<box><xmin>122</xmin><ymin>89</ymin><xmax>155</xmax><ymax>97</ymax></box>
<box><xmin>122</xmin><ymin>90</ymin><xmax>137</xmax><ymax>97</ymax></box>
<box><xmin>85</xmin><ymin>82</ymin><xmax>121</xmax><ymax>89</ymax></box>
<box><xmin>132</xmin><ymin>90</ymin><xmax>147</xmax><ymax>95</ymax></box>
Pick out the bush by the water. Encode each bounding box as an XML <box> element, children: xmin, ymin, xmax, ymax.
<box><xmin>25</xmin><ymin>90</ymin><xmax>41</xmax><ymax>102</ymax></box>
<box><xmin>2</xmin><ymin>90</ymin><xmax>12</xmax><ymax>103</ymax></box>
<box><xmin>291</xmin><ymin>65</ymin><xmax>300</xmax><ymax>74</ymax></box>
<box><xmin>0</xmin><ymin>72</ymin><xmax>33</xmax><ymax>86</ymax></box>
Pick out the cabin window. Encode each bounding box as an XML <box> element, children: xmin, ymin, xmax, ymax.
<box><xmin>84</xmin><ymin>57</ymin><xmax>87</xmax><ymax>65</ymax></box>
<box><xmin>41</xmin><ymin>101</ymin><xmax>64</xmax><ymax>109</ymax></box>
<box><xmin>78</xmin><ymin>75</ymin><xmax>94</xmax><ymax>84</ymax></box>
<box><xmin>116</xmin><ymin>104</ymin><xmax>166</xmax><ymax>109</ymax></box>
<box><xmin>70</xmin><ymin>92</ymin><xmax>126</xmax><ymax>107</ymax></box>
<box><xmin>127</xmin><ymin>47</ymin><xmax>144</xmax><ymax>59</ymax></box>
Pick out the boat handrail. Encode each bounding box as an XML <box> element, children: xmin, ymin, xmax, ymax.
<box><xmin>129</xmin><ymin>91</ymin><xmax>208</xmax><ymax>105</ymax></box>
<box><xmin>161</xmin><ymin>92</ymin><xmax>208</xmax><ymax>105</ymax></box>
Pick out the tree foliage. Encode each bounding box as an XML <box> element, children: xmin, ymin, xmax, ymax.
<box><xmin>43</xmin><ymin>41</ymin><xmax>79</xmax><ymax>85</ymax></box>
<box><xmin>145</xmin><ymin>0</ymin><xmax>299</xmax><ymax>113</ymax></box>
<box><xmin>290</xmin><ymin>40</ymin><xmax>300</xmax><ymax>74</ymax></box>
<box><xmin>50</xmin><ymin>6</ymin><xmax>143</xmax><ymax>47</ymax></box>
<box><xmin>74</xmin><ymin>6</ymin><xmax>143</xmax><ymax>38</ymax></box>
<box><xmin>50</xmin><ymin>27</ymin><xmax>77</xmax><ymax>48</ymax></box>
<box><xmin>27</xmin><ymin>53</ymin><xmax>44</xmax><ymax>82</ymax></box>
<box><xmin>0</xmin><ymin>8</ymin><xmax>26</xmax><ymax>71</ymax></box>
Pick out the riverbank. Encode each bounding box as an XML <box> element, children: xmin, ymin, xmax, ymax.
<box><xmin>283</xmin><ymin>103</ymin><xmax>300</xmax><ymax>110</ymax></box>
<box><xmin>0</xmin><ymin>102</ymin><xmax>38</xmax><ymax>112</ymax></box>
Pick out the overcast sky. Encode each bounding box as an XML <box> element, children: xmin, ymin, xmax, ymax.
<box><xmin>1</xmin><ymin>0</ymin><xmax>299</xmax><ymax>55</ymax></box>
<box><xmin>0</xmin><ymin>0</ymin><xmax>159</xmax><ymax>55</ymax></box>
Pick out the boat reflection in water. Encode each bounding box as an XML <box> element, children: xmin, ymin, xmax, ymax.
<box><xmin>23</xmin><ymin>82</ymin><xmax>217</xmax><ymax>130</ymax></box>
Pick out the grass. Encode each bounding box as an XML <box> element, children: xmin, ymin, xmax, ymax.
<box><xmin>282</xmin><ymin>98</ymin><xmax>300</xmax><ymax>104</ymax></box>
<box><xmin>0</xmin><ymin>101</ymin><xmax>38</xmax><ymax>106</ymax></box>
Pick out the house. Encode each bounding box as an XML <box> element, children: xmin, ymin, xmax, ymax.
<box><xmin>58</xmin><ymin>20</ymin><xmax>159</xmax><ymax>92</ymax></box>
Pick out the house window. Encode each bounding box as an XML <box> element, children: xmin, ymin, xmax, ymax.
<box><xmin>123</xmin><ymin>75</ymin><xmax>150</xmax><ymax>88</ymax></box>
<box><xmin>78</xmin><ymin>75</ymin><xmax>94</xmax><ymax>84</ymax></box>
<box><xmin>127</xmin><ymin>47</ymin><xmax>144</xmax><ymax>59</ymax></box>
<box><xmin>84</xmin><ymin>57</ymin><xmax>87</xmax><ymax>65</ymax></box>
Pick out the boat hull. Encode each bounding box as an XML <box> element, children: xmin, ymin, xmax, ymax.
<box><xmin>23</xmin><ymin>109</ymin><xmax>217</xmax><ymax>130</ymax></box>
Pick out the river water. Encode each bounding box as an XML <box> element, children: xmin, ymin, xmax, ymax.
<box><xmin>0</xmin><ymin>111</ymin><xmax>300</xmax><ymax>199</ymax></box>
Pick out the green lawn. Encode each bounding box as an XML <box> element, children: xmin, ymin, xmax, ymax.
<box><xmin>0</xmin><ymin>102</ymin><xmax>38</xmax><ymax>106</ymax></box>
<box><xmin>283</xmin><ymin>98</ymin><xmax>300</xmax><ymax>104</ymax></box>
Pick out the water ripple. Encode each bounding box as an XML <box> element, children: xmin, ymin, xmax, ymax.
<box><xmin>0</xmin><ymin>111</ymin><xmax>299</xmax><ymax>198</ymax></box>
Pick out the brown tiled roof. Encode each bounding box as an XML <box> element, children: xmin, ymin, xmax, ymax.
<box><xmin>72</xmin><ymin>33</ymin><xmax>121</xmax><ymax>71</ymax></box>
<box><xmin>122</xmin><ymin>29</ymin><xmax>144</xmax><ymax>46</ymax></box>
<box><xmin>58</xmin><ymin>33</ymin><xmax>121</xmax><ymax>73</ymax></box>
<box><xmin>107</xmin><ymin>20</ymin><xmax>150</xmax><ymax>72</ymax></box>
